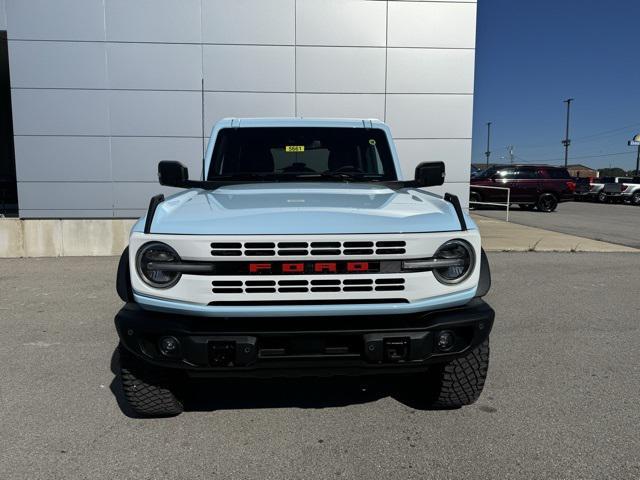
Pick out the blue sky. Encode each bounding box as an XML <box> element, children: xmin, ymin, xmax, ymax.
<box><xmin>472</xmin><ymin>0</ymin><xmax>640</xmax><ymax>170</ymax></box>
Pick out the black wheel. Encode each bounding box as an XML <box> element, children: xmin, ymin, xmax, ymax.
<box><xmin>423</xmin><ymin>339</ymin><xmax>490</xmax><ymax>408</ymax></box>
<box><xmin>536</xmin><ymin>193</ymin><xmax>558</xmax><ymax>212</ymax></box>
<box><xmin>469</xmin><ymin>191</ymin><xmax>482</xmax><ymax>210</ymax></box>
<box><xmin>632</xmin><ymin>192</ymin><xmax>640</xmax><ymax>206</ymax></box>
<box><xmin>519</xmin><ymin>204</ymin><xmax>535</xmax><ymax>210</ymax></box>
<box><xmin>597</xmin><ymin>191</ymin><xmax>608</xmax><ymax>203</ymax></box>
<box><xmin>119</xmin><ymin>345</ymin><xmax>184</xmax><ymax>417</ymax></box>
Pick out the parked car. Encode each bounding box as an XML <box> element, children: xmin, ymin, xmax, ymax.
<box><xmin>114</xmin><ymin>117</ymin><xmax>494</xmax><ymax>417</ymax></box>
<box><xmin>600</xmin><ymin>177</ymin><xmax>634</xmax><ymax>203</ymax></box>
<box><xmin>573</xmin><ymin>177</ymin><xmax>598</xmax><ymax>201</ymax></box>
<box><xmin>618</xmin><ymin>177</ymin><xmax>640</xmax><ymax>205</ymax></box>
<box><xmin>577</xmin><ymin>177</ymin><xmax>631</xmax><ymax>202</ymax></box>
<box><xmin>470</xmin><ymin>165</ymin><xmax>575</xmax><ymax>212</ymax></box>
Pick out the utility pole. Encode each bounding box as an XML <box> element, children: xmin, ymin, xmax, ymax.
<box><xmin>507</xmin><ymin>145</ymin><xmax>515</xmax><ymax>164</ymax></box>
<box><xmin>485</xmin><ymin>122</ymin><xmax>492</xmax><ymax>167</ymax></box>
<box><xmin>562</xmin><ymin>98</ymin><xmax>574</xmax><ymax>167</ymax></box>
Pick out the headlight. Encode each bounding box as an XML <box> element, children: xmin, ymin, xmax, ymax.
<box><xmin>136</xmin><ymin>242</ymin><xmax>181</xmax><ymax>288</ymax></box>
<box><xmin>432</xmin><ymin>239</ymin><xmax>475</xmax><ymax>285</ymax></box>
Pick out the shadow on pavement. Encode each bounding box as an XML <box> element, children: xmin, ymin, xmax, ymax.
<box><xmin>108</xmin><ymin>345</ymin><xmax>446</xmax><ymax>416</ymax></box>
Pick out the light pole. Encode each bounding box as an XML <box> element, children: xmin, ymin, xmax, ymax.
<box><xmin>628</xmin><ymin>134</ymin><xmax>640</xmax><ymax>176</ymax></box>
<box><xmin>485</xmin><ymin>122</ymin><xmax>492</xmax><ymax>167</ymax></box>
<box><xmin>562</xmin><ymin>98</ymin><xmax>574</xmax><ymax>167</ymax></box>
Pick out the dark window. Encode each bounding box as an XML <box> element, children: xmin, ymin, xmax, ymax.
<box><xmin>0</xmin><ymin>31</ymin><xmax>18</xmax><ymax>216</ymax></box>
<box><xmin>495</xmin><ymin>168</ymin><xmax>517</xmax><ymax>179</ymax></box>
<box><xmin>208</xmin><ymin>127</ymin><xmax>397</xmax><ymax>181</ymax></box>
<box><xmin>545</xmin><ymin>168</ymin><xmax>571</xmax><ymax>179</ymax></box>
<box><xmin>515</xmin><ymin>169</ymin><xmax>540</xmax><ymax>179</ymax></box>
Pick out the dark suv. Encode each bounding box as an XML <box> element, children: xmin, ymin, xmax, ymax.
<box><xmin>470</xmin><ymin>165</ymin><xmax>575</xmax><ymax>212</ymax></box>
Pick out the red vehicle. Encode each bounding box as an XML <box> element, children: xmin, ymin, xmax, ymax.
<box><xmin>470</xmin><ymin>165</ymin><xmax>575</xmax><ymax>212</ymax></box>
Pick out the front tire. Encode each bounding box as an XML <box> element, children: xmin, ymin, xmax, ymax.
<box><xmin>424</xmin><ymin>338</ymin><xmax>490</xmax><ymax>408</ymax></box>
<box><xmin>632</xmin><ymin>192</ymin><xmax>640</xmax><ymax>206</ymax></box>
<box><xmin>537</xmin><ymin>193</ymin><xmax>558</xmax><ymax>212</ymax></box>
<box><xmin>119</xmin><ymin>345</ymin><xmax>184</xmax><ymax>417</ymax></box>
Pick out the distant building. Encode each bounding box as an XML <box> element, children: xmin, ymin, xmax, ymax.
<box><xmin>567</xmin><ymin>164</ymin><xmax>598</xmax><ymax>178</ymax></box>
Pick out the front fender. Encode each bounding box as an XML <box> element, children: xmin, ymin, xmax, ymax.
<box><xmin>116</xmin><ymin>247</ymin><xmax>133</xmax><ymax>303</ymax></box>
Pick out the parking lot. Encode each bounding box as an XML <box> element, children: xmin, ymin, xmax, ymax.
<box><xmin>1</xmin><ymin>253</ymin><xmax>639</xmax><ymax>479</ymax></box>
<box><xmin>474</xmin><ymin>201</ymin><xmax>640</xmax><ymax>248</ymax></box>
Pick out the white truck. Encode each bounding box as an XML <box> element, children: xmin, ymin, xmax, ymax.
<box><xmin>115</xmin><ymin>118</ymin><xmax>494</xmax><ymax>417</ymax></box>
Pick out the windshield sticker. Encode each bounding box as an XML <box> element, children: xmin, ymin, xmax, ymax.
<box><xmin>285</xmin><ymin>145</ymin><xmax>305</xmax><ymax>152</ymax></box>
<box><xmin>368</xmin><ymin>139</ymin><xmax>376</xmax><ymax>146</ymax></box>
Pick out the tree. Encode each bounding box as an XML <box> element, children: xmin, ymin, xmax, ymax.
<box><xmin>598</xmin><ymin>167</ymin><xmax>627</xmax><ymax>177</ymax></box>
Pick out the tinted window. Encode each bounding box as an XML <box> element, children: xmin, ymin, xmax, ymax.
<box><xmin>516</xmin><ymin>169</ymin><xmax>540</xmax><ymax>179</ymax></box>
<box><xmin>545</xmin><ymin>168</ymin><xmax>571</xmax><ymax>179</ymax></box>
<box><xmin>495</xmin><ymin>168</ymin><xmax>517</xmax><ymax>179</ymax></box>
<box><xmin>209</xmin><ymin>127</ymin><xmax>397</xmax><ymax>180</ymax></box>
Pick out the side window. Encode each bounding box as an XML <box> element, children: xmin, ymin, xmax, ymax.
<box><xmin>516</xmin><ymin>169</ymin><xmax>539</xmax><ymax>179</ymax></box>
<box><xmin>496</xmin><ymin>168</ymin><xmax>517</xmax><ymax>179</ymax></box>
<box><xmin>546</xmin><ymin>168</ymin><xmax>571</xmax><ymax>179</ymax></box>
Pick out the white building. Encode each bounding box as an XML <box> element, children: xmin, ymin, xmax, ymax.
<box><xmin>0</xmin><ymin>0</ymin><xmax>477</xmax><ymax>218</ymax></box>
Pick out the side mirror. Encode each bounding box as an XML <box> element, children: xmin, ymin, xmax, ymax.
<box><xmin>414</xmin><ymin>161</ymin><xmax>445</xmax><ymax>187</ymax></box>
<box><xmin>158</xmin><ymin>161</ymin><xmax>189</xmax><ymax>187</ymax></box>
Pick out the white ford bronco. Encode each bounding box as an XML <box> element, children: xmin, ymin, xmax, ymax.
<box><xmin>115</xmin><ymin>118</ymin><xmax>494</xmax><ymax>417</ymax></box>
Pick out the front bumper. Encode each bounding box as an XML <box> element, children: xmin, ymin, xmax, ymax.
<box><xmin>115</xmin><ymin>299</ymin><xmax>494</xmax><ymax>378</ymax></box>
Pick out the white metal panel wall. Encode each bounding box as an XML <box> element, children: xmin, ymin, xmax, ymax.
<box><xmin>6</xmin><ymin>0</ymin><xmax>476</xmax><ymax>218</ymax></box>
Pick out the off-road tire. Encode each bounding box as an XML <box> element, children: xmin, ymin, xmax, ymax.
<box><xmin>119</xmin><ymin>345</ymin><xmax>184</xmax><ymax>417</ymax></box>
<box><xmin>425</xmin><ymin>338</ymin><xmax>490</xmax><ymax>408</ymax></box>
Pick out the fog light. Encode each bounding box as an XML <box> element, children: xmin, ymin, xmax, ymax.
<box><xmin>436</xmin><ymin>330</ymin><xmax>455</xmax><ymax>352</ymax></box>
<box><xmin>159</xmin><ymin>336</ymin><xmax>180</xmax><ymax>356</ymax></box>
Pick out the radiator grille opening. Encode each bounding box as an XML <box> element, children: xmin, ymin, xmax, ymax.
<box><xmin>209</xmin><ymin>240</ymin><xmax>407</xmax><ymax>257</ymax></box>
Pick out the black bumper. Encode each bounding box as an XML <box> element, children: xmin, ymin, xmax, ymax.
<box><xmin>115</xmin><ymin>300</ymin><xmax>494</xmax><ymax>378</ymax></box>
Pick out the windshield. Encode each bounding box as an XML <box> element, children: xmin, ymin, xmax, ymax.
<box><xmin>208</xmin><ymin>127</ymin><xmax>397</xmax><ymax>181</ymax></box>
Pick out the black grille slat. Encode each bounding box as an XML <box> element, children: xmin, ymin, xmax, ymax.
<box><xmin>311</xmin><ymin>287</ymin><xmax>341</xmax><ymax>292</ymax></box>
<box><xmin>343</xmin><ymin>241</ymin><xmax>373</xmax><ymax>248</ymax></box>
<box><xmin>343</xmin><ymin>279</ymin><xmax>373</xmax><ymax>285</ymax></box>
<box><xmin>277</xmin><ymin>250</ymin><xmax>308</xmax><ymax>256</ymax></box>
<box><xmin>311</xmin><ymin>280</ymin><xmax>340</xmax><ymax>286</ymax></box>
<box><xmin>244</xmin><ymin>250</ymin><xmax>276</xmax><ymax>256</ymax></box>
<box><xmin>245</xmin><ymin>287</ymin><xmax>276</xmax><ymax>293</ymax></box>
<box><xmin>211</xmin><ymin>280</ymin><xmax>242</xmax><ymax>287</ymax></box>
<box><xmin>375</xmin><ymin>278</ymin><xmax>405</xmax><ymax>285</ymax></box>
<box><xmin>278</xmin><ymin>242</ymin><xmax>308</xmax><ymax>248</ymax></box>
<box><xmin>310</xmin><ymin>242</ymin><xmax>341</xmax><ymax>248</ymax></box>
<box><xmin>245</xmin><ymin>280</ymin><xmax>276</xmax><ymax>286</ymax></box>
<box><xmin>278</xmin><ymin>280</ymin><xmax>309</xmax><ymax>286</ymax></box>
<box><xmin>310</xmin><ymin>249</ymin><xmax>341</xmax><ymax>256</ymax></box>
<box><xmin>343</xmin><ymin>286</ymin><xmax>373</xmax><ymax>292</ymax></box>
<box><xmin>212</xmin><ymin>288</ymin><xmax>243</xmax><ymax>294</ymax></box>
<box><xmin>210</xmin><ymin>242</ymin><xmax>242</xmax><ymax>248</ymax></box>
<box><xmin>245</xmin><ymin>242</ymin><xmax>275</xmax><ymax>248</ymax></box>
<box><xmin>376</xmin><ymin>241</ymin><xmax>406</xmax><ymax>247</ymax></box>
<box><xmin>343</xmin><ymin>249</ymin><xmax>374</xmax><ymax>255</ymax></box>
<box><xmin>375</xmin><ymin>285</ymin><xmax>405</xmax><ymax>291</ymax></box>
<box><xmin>375</xmin><ymin>248</ymin><xmax>406</xmax><ymax>255</ymax></box>
<box><xmin>211</xmin><ymin>250</ymin><xmax>242</xmax><ymax>256</ymax></box>
<box><xmin>278</xmin><ymin>287</ymin><xmax>309</xmax><ymax>293</ymax></box>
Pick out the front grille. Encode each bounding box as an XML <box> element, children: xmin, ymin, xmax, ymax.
<box><xmin>210</xmin><ymin>240</ymin><xmax>406</xmax><ymax>257</ymax></box>
<box><xmin>211</xmin><ymin>278</ymin><xmax>405</xmax><ymax>294</ymax></box>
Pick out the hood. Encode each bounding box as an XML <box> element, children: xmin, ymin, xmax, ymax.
<box><xmin>144</xmin><ymin>182</ymin><xmax>470</xmax><ymax>235</ymax></box>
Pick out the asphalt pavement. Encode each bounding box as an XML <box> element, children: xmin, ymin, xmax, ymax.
<box><xmin>1</xmin><ymin>254</ymin><xmax>639</xmax><ymax>479</ymax></box>
<box><xmin>474</xmin><ymin>201</ymin><xmax>640</xmax><ymax>248</ymax></box>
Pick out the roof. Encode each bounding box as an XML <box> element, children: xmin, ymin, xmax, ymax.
<box><xmin>218</xmin><ymin>117</ymin><xmax>385</xmax><ymax>129</ymax></box>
